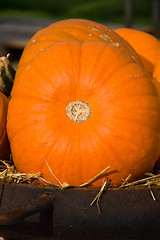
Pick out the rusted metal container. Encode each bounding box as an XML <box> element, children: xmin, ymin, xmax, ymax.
<box><xmin>0</xmin><ymin>182</ymin><xmax>160</xmax><ymax>240</ymax></box>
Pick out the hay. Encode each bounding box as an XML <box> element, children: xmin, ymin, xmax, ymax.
<box><xmin>90</xmin><ymin>178</ymin><xmax>111</xmax><ymax>214</ymax></box>
<box><xmin>1</xmin><ymin>157</ymin><xmax>160</xmax><ymax>190</ymax></box>
<box><xmin>120</xmin><ymin>172</ymin><xmax>160</xmax><ymax>188</ymax></box>
<box><xmin>0</xmin><ymin>158</ymin><xmax>112</xmax><ymax>188</ymax></box>
<box><xmin>0</xmin><ymin>159</ymin><xmax>40</xmax><ymax>184</ymax></box>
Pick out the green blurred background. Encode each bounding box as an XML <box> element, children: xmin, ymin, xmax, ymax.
<box><xmin>0</xmin><ymin>0</ymin><xmax>158</xmax><ymax>67</ymax></box>
<box><xmin>0</xmin><ymin>0</ymin><xmax>153</xmax><ymax>26</ymax></box>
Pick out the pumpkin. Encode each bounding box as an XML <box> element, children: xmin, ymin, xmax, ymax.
<box><xmin>0</xmin><ymin>91</ymin><xmax>10</xmax><ymax>160</ymax></box>
<box><xmin>7</xmin><ymin>39</ymin><xmax>160</xmax><ymax>187</ymax></box>
<box><xmin>114</xmin><ymin>28</ymin><xmax>160</xmax><ymax>77</ymax></box>
<box><xmin>16</xmin><ymin>19</ymin><xmax>142</xmax><ymax>76</ymax></box>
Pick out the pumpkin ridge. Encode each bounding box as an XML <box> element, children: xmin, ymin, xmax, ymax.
<box><xmin>63</xmin><ymin>41</ymin><xmax>81</xmax><ymax>90</ymax></box>
<box><xmin>104</xmin><ymin>125</ymin><xmax>159</xmax><ymax>166</ymax></box>
<box><xmin>78</xmin><ymin>46</ymin><xmax>135</xmax><ymax>103</ymax></box>
<box><xmin>90</xmin><ymin>58</ymin><xmax>134</xmax><ymax>93</ymax></box>
<box><xmin>76</xmin><ymin>43</ymin><xmax>117</xmax><ymax>94</ymax></box>
<box><xmin>44</xmin><ymin>41</ymin><xmax>81</xmax><ymax>93</ymax></box>
<box><xmin>35</xmin><ymin>22</ymin><xmax>106</xmax><ymax>42</ymax></box>
<box><xmin>9</xmin><ymin>118</ymin><xmax>71</xmax><ymax>177</ymax></box>
<box><xmin>41</xmin><ymin>127</ymin><xmax>82</xmax><ymax>185</ymax></box>
<box><xmin>86</xmin><ymin>127</ymin><xmax>114</xmax><ymax>171</ymax></box>
<box><xmin>50</xmin><ymin>21</ymin><xmax>141</xmax><ymax>62</ymax></box>
<box><xmin>41</xmin><ymin>123</ymin><xmax>70</xmax><ymax>159</ymax></box>
<box><xmin>108</xmin><ymin>115</ymin><xmax>160</xmax><ymax>134</ymax></box>
<box><xmin>13</xmin><ymin>89</ymin><xmax>160</xmax><ymax>105</ymax></box>
<box><xmin>89</xmin><ymin>87</ymin><xmax>158</xmax><ymax>108</ymax></box>
<box><xmin>16</xmin><ymin>19</ymin><xmax>143</xmax><ymax>77</ymax></box>
<box><xmin>92</xmin><ymin>131</ymin><xmax>132</xmax><ymax>180</ymax></box>
<box><xmin>81</xmin><ymin>43</ymin><xmax>112</xmax><ymax>85</ymax></box>
<box><xmin>100</xmin><ymin>121</ymin><xmax>153</xmax><ymax>150</ymax></box>
<box><xmin>101</xmin><ymin>95</ymin><xmax>160</xmax><ymax>105</ymax></box>
<box><xmin>77</xmin><ymin>132</ymin><xmax>106</xmax><ymax>185</ymax></box>
<box><xmin>88</xmin><ymin>61</ymin><xmax>157</xmax><ymax>105</ymax></box>
<box><xmin>81</xmin><ymin>120</ymin><xmax>132</xmax><ymax>175</ymax></box>
<box><xmin>109</xmin><ymin>129</ymin><xmax>159</xmax><ymax>161</ymax></box>
<box><xmin>104</xmin><ymin>60</ymin><xmax>138</xmax><ymax>82</ymax></box>
<box><xmin>10</xmin><ymin>95</ymin><xmax>56</xmax><ymax>104</ymax></box>
<box><xmin>7</xmin><ymin>110</ymin><xmax>67</xmax><ymax>144</ymax></box>
<box><xmin>58</xmin><ymin>27</ymin><xmax>101</xmax><ymax>41</ymax></box>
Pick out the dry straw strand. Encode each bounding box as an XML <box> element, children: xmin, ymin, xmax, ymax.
<box><xmin>90</xmin><ymin>179</ymin><xmax>107</xmax><ymax>214</ymax></box>
<box><xmin>0</xmin><ymin>160</ymin><xmax>40</xmax><ymax>183</ymax></box>
<box><xmin>79</xmin><ymin>166</ymin><xmax>111</xmax><ymax>188</ymax></box>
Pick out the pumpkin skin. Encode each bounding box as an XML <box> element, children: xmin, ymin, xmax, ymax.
<box><xmin>16</xmin><ymin>19</ymin><xmax>142</xmax><ymax>76</ymax></box>
<box><xmin>114</xmin><ymin>28</ymin><xmax>160</xmax><ymax>77</ymax></box>
<box><xmin>0</xmin><ymin>91</ymin><xmax>10</xmax><ymax>160</ymax></box>
<box><xmin>153</xmin><ymin>57</ymin><xmax>160</xmax><ymax>81</ymax></box>
<box><xmin>7</xmin><ymin>41</ymin><xmax>160</xmax><ymax>187</ymax></box>
<box><xmin>152</xmin><ymin>58</ymin><xmax>160</xmax><ymax>173</ymax></box>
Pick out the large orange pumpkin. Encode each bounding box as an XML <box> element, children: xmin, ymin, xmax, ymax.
<box><xmin>0</xmin><ymin>91</ymin><xmax>10</xmax><ymax>160</ymax></box>
<box><xmin>7</xmin><ymin>39</ymin><xmax>160</xmax><ymax>187</ymax></box>
<box><xmin>114</xmin><ymin>28</ymin><xmax>160</xmax><ymax>77</ymax></box>
<box><xmin>16</xmin><ymin>19</ymin><xmax>142</xmax><ymax>76</ymax></box>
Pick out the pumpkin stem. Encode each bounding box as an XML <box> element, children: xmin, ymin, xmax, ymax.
<box><xmin>0</xmin><ymin>54</ymin><xmax>15</xmax><ymax>97</ymax></box>
<box><xmin>66</xmin><ymin>100</ymin><xmax>91</xmax><ymax>123</ymax></box>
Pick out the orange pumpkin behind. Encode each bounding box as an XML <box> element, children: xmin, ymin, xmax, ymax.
<box><xmin>114</xmin><ymin>28</ymin><xmax>160</xmax><ymax>77</ymax></box>
<box><xmin>7</xmin><ymin>40</ymin><xmax>160</xmax><ymax>187</ymax></box>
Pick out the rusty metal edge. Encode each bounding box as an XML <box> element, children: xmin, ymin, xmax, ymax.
<box><xmin>0</xmin><ymin>181</ymin><xmax>160</xmax><ymax>240</ymax></box>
